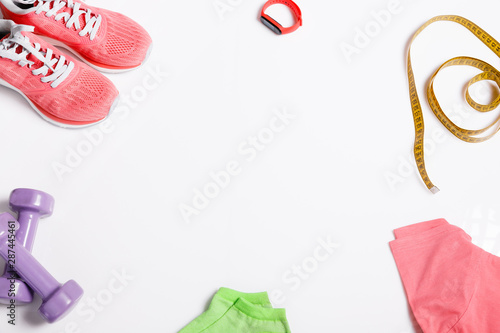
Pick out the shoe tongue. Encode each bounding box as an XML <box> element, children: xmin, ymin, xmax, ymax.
<box><xmin>26</xmin><ymin>51</ymin><xmax>46</xmax><ymax>71</ymax></box>
<box><xmin>28</xmin><ymin>47</ymin><xmax>61</xmax><ymax>76</ymax></box>
<box><xmin>5</xmin><ymin>31</ymin><xmax>57</xmax><ymax>75</ymax></box>
<box><xmin>31</xmin><ymin>0</ymin><xmax>88</xmax><ymax>30</ymax></box>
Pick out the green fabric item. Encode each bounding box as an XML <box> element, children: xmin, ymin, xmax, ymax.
<box><xmin>179</xmin><ymin>288</ymin><xmax>291</xmax><ymax>333</ymax></box>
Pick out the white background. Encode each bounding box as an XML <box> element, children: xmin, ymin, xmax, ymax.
<box><xmin>1</xmin><ymin>0</ymin><xmax>500</xmax><ymax>332</ymax></box>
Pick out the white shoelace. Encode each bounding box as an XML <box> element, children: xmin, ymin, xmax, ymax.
<box><xmin>0</xmin><ymin>25</ymin><xmax>74</xmax><ymax>88</ymax></box>
<box><xmin>33</xmin><ymin>0</ymin><xmax>102</xmax><ymax>40</ymax></box>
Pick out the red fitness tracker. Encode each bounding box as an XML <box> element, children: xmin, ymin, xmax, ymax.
<box><xmin>260</xmin><ymin>0</ymin><xmax>302</xmax><ymax>35</ymax></box>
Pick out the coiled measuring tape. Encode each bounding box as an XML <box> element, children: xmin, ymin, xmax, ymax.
<box><xmin>408</xmin><ymin>15</ymin><xmax>500</xmax><ymax>194</ymax></box>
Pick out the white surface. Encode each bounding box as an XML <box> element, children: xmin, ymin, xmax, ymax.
<box><xmin>1</xmin><ymin>0</ymin><xmax>500</xmax><ymax>332</ymax></box>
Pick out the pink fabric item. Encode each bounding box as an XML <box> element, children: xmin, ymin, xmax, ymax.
<box><xmin>390</xmin><ymin>219</ymin><xmax>500</xmax><ymax>333</ymax></box>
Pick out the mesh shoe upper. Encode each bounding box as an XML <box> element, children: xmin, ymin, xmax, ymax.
<box><xmin>28</xmin><ymin>65</ymin><xmax>117</xmax><ymax>122</ymax></box>
<box><xmin>75</xmin><ymin>9</ymin><xmax>151</xmax><ymax>68</ymax></box>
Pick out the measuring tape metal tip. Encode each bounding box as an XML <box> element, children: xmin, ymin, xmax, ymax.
<box><xmin>430</xmin><ymin>186</ymin><xmax>440</xmax><ymax>194</ymax></box>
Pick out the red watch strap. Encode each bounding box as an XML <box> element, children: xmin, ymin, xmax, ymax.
<box><xmin>260</xmin><ymin>0</ymin><xmax>302</xmax><ymax>35</ymax></box>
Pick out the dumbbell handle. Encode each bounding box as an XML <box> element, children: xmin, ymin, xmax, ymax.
<box><xmin>16</xmin><ymin>210</ymin><xmax>40</xmax><ymax>253</ymax></box>
<box><xmin>1</xmin><ymin>210</ymin><xmax>41</xmax><ymax>279</ymax></box>
<box><xmin>0</xmin><ymin>226</ymin><xmax>59</xmax><ymax>300</ymax></box>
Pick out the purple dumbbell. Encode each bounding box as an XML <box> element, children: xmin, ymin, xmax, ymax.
<box><xmin>0</xmin><ymin>213</ymin><xmax>83</xmax><ymax>323</ymax></box>
<box><xmin>0</xmin><ymin>189</ymin><xmax>55</xmax><ymax>305</ymax></box>
<box><xmin>10</xmin><ymin>188</ymin><xmax>54</xmax><ymax>252</ymax></box>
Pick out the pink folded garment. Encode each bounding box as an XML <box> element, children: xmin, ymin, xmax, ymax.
<box><xmin>390</xmin><ymin>218</ymin><xmax>500</xmax><ymax>333</ymax></box>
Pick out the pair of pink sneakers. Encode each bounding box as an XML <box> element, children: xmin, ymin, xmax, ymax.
<box><xmin>0</xmin><ymin>0</ymin><xmax>152</xmax><ymax>128</ymax></box>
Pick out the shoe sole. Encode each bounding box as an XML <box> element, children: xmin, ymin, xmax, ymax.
<box><xmin>0</xmin><ymin>78</ymin><xmax>120</xmax><ymax>129</ymax></box>
<box><xmin>38</xmin><ymin>35</ymin><xmax>153</xmax><ymax>74</ymax></box>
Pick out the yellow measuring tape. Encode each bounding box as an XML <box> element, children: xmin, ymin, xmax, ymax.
<box><xmin>408</xmin><ymin>15</ymin><xmax>500</xmax><ymax>193</ymax></box>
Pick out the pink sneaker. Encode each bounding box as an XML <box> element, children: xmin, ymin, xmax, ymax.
<box><xmin>0</xmin><ymin>20</ymin><xmax>119</xmax><ymax>128</ymax></box>
<box><xmin>0</xmin><ymin>0</ymin><xmax>153</xmax><ymax>73</ymax></box>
